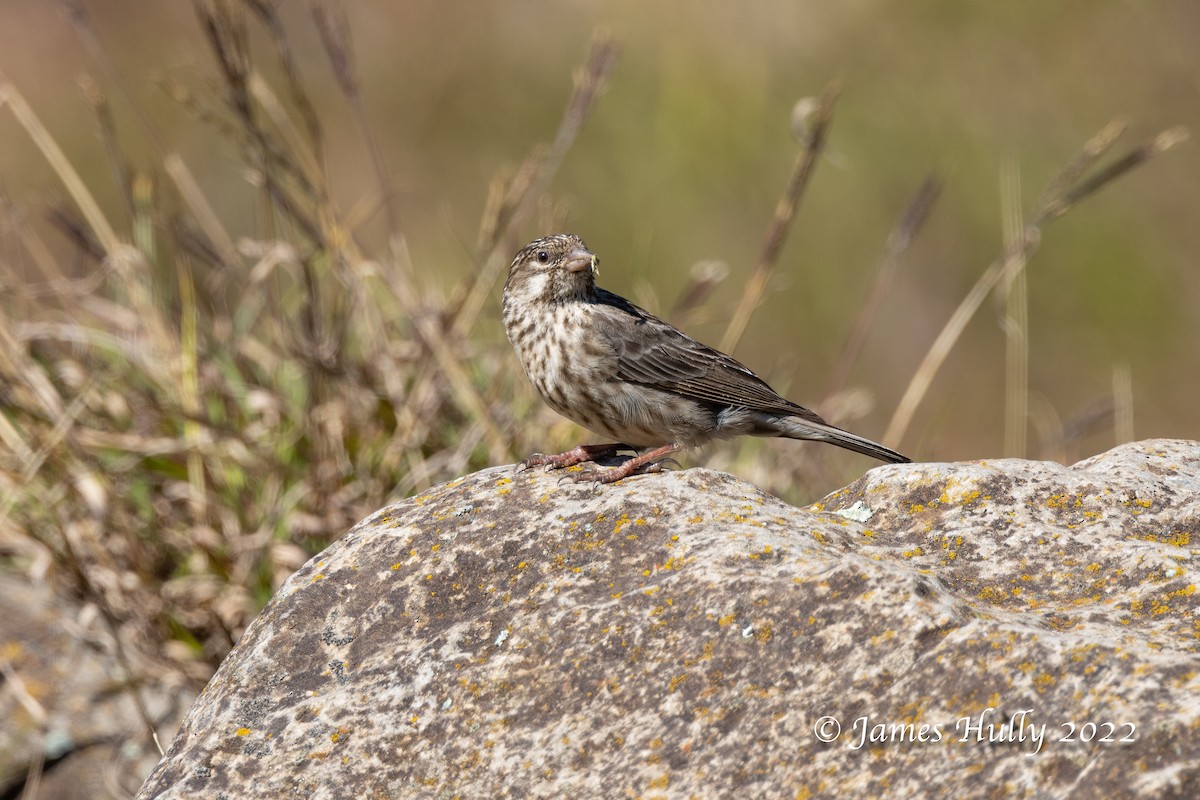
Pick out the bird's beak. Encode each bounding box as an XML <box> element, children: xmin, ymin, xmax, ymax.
<box><xmin>564</xmin><ymin>248</ymin><xmax>598</xmax><ymax>276</ymax></box>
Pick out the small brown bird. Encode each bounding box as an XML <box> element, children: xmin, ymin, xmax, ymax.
<box><xmin>503</xmin><ymin>234</ymin><xmax>910</xmax><ymax>483</ymax></box>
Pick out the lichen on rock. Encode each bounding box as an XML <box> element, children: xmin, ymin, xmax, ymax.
<box><xmin>137</xmin><ymin>439</ymin><xmax>1200</xmax><ymax>799</ymax></box>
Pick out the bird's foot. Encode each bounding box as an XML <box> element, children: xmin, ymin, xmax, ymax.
<box><xmin>572</xmin><ymin>461</ymin><xmax>663</xmax><ymax>484</ymax></box>
<box><xmin>570</xmin><ymin>444</ymin><xmax>682</xmax><ymax>484</ymax></box>
<box><xmin>517</xmin><ymin>443</ymin><xmax>624</xmax><ymax>473</ymax></box>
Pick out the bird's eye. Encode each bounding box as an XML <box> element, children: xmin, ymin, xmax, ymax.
<box><xmin>536</xmin><ymin>250</ymin><xmax>549</xmax><ymax>263</ymax></box>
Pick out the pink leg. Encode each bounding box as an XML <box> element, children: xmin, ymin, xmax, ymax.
<box><xmin>573</xmin><ymin>443</ymin><xmax>682</xmax><ymax>484</ymax></box>
<box><xmin>518</xmin><ymin>443</ymin><xmax>624</xmax><ymax>472</ymax></box>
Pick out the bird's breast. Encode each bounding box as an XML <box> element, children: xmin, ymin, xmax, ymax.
<box><xmin>504</xmin><ymin>299</ymin><xmax>718</xmax><ymax>446</ymax></box>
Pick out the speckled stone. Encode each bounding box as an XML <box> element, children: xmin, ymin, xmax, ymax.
<box><xmin>136</xmin><ymin>439</ymin><xmax>1200</xmax><ymax>799</ymax></box>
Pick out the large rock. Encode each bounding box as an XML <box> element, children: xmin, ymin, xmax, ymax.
<box><xmin>136</xmin><ymin>440</ymin><xmax>1200</xmax><ymax>799</ymax></box>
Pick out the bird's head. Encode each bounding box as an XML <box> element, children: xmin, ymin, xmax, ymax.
<box><xmin>505</xmin><ymin>233</ymin><xmax>599</xmax><ymax>304</ymax></box>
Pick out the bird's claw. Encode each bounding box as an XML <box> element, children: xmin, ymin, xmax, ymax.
<box><xmin>517</xmin><ymin>452</ymin><xmax>555</xmax><ymax>471</ymax></box>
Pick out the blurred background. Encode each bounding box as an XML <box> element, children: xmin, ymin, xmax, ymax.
<box><xmin>0</xmin><ymin>1</ymin><xmax>1198</xmax><ymax>794</ymax></box>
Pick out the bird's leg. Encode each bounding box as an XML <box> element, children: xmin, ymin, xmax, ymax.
<box><xmin>518</xmin><ymin>443</ymin><xmax>625</xmax><ymax>472</ymax></box>
<box><xmin>573</xmin><ymin>444</ymin><xmax>682</xmax><ymax>484</ymax></box>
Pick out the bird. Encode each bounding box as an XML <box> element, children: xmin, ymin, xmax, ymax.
<box><xmin>502</xmin><ymin>233</ymin><xmax>910</xmax><ymax>483</ymax></box>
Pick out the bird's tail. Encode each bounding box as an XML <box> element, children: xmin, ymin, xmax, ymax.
<box><xmin>775</xmin><ymin>415</ymin><xmax>910</xmax><ymax>464</ymax></box>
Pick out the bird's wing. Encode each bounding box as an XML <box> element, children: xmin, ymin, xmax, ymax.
<box><xmin>592</xmin><ymin>289</ymin><xmax>827</xmax><ymax>424</ymax></box>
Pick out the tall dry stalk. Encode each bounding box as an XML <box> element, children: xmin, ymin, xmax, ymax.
<box><xmin>884</xmin><ymin>122</ymin><xmax>1189</xmax><ymax>449</ymax></box>
<box><xmin>720</xmin><ymin>82</ymin><xmax>840</xmax><ymax>355</ymax></box>
<box><xmin>1000</xmin><ymin>159</ymin><xmax>1028</xmax><ymax>458</ymax></box>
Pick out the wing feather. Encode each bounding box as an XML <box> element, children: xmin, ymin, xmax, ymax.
<box><xmin>591</xmin><ymin>289</ymin><xmax>826</xmax><ymax>424</ymax></box>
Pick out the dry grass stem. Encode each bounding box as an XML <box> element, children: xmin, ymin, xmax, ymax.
<box><xmin>449</xmin><ymin>32</ymin><xmax>622</xmax><ymax>344</ymax></box>
<box><xmin>0</xmin><ymin>70</ymin><xmax>122</xmax><ymax>255</ymax></box>
<box><xmin>823</xmin><ymin>175</ymin><xmax>941</xmax><ymax>404</ymax></box>
<box><xmin>310</xmin><ymin>0</ymin><xmax>399</xmax><ymax>236</ymax></box>
<box><xmin>884</xmin><ymin>121</ymin><xmax>1189</xmax><ymax>448</ymax></box>
<box><xmin>1113</xmin><ymin>363</ymin><xmax>1134</xmax><ymax>444</ymax></box>
<box><xmin>720</xmin><ymin>80</ymin><xmax>840</xmax><ymax>355</ymax></box>
<box><xmin>1000</xmin><ymin>160</ymin><xmax>1029</xmax><ymax>458</ymax></box>
<box><xmin>165</xmin><ymin>154</ymin><xmax>241</xmax><ymax>266</ymax></box>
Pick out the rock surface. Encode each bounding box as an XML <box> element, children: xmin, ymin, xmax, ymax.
<box><xmin>136</xmin><ymin>439</ymin><xmax>1200</xmax><ymax>799</ymax></box>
